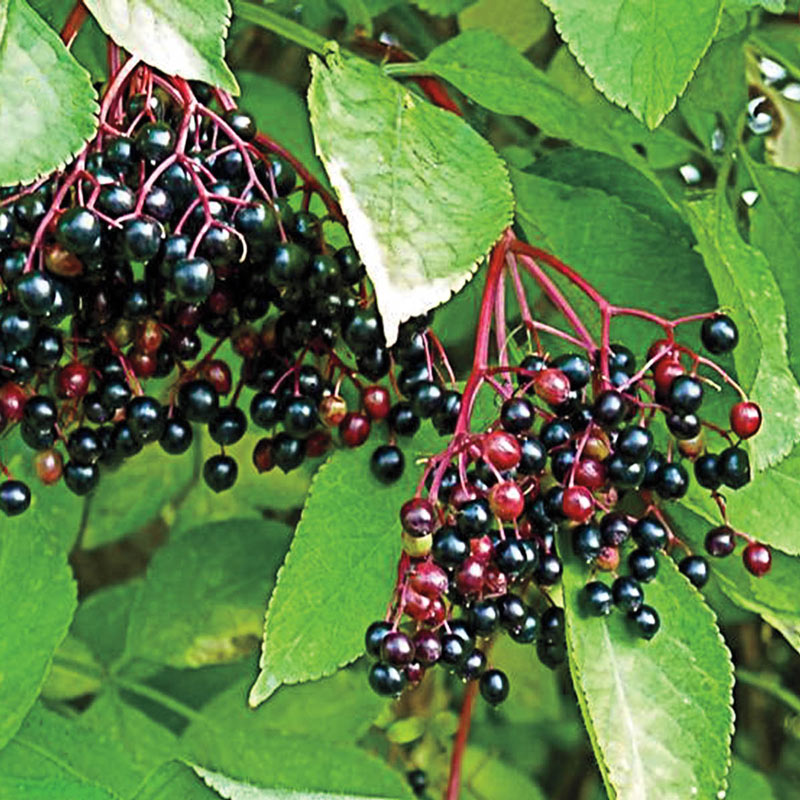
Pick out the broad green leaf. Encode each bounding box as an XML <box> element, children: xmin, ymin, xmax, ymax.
<box><xmin>42</xmin><ymin>634</ymin><xmax>102</xmax><ymax>701</ymax></box>
<box><xmin>0</xmin><ymin>0</ymin><xmax>98</xmax><ymax>186</ymax></box>
<box><xmin>185</xmin><ymin>667</ymin><xmax>384</xmax><ymax>750</ymax></box>
<box><xmin>410</xmin><ymin>0</ymin><xmax>474</xmax><ymax>14</ymax></box>
<box><xmin>0</xmin><ymin>704</ymin><xmax>145</xmax><ymax>798</ymax></box>
<box><xmin>186</xmin><ymin>730</ymin><xmax>412</xmax><ymax>798</ymax></box>
<box><xmin>83</xmin><ymin>0</ymin><xmax>238</xmax><ymax>93</ymax></box>
<box><xmin>249</xmin><ymin>422</ymin><xmax>446</xmax><ymax>705</ymax></box>
<box><xmin>238</xmin><ymin>70</ymin><xmax>327</xmax><ymax>186</ymax></box>
<box><xmin>563</xmin><ymin>553</ymin><xmax>734</xmax><ymax>800</ymax></box>
<box><xmin>0</xmin><ymin>498</ymin><xmax>77</xmax><ymax>749</ymax></box>
<box><xmin>727</xmin><ymin>759</ymin><xmax>777</xmax><ymax>800</ymax></box>
<box><xmin>671</xmin><ymin>492</ymin><xmax>800</xmax><ymax>652</ymax></box>
<box><xmin>741</xmin><ymin>157</ymin><xmax>800</xmax><ymax>383</ymax></box>
<box><xmin>82</xmin><ymin>443</ymin><xmax>196</xmax><ymax>548</ymax></box>
<box><xmin>752</xmin><ymin>23</ymin><xmax>800</xmax><ymax>83</ymax></box>
<box><xmin>125</xmin><ymin>518</ymin><xmax>291</xmax><ymax>667</ymax></box>
<box><xmin>308</xmin><ymin>50</ymin><xmax>513</xmax><ymax>346</ymax></box>
<box><xmin>686</xmin><ymin>195</ymin><xmax>800</xmax><ymax>469</ymax></box>
<box><xmin>458</xmin><ymin>0</ymin><xmax>551</xmax><ymax>52</ymax></box>
<box><xmin>462</xmin><ymin>747</ymin><xmax>546</xmax><ymax>800</ymax></box>
<box><xmin>542</xmin><ymin>0</ymin><xmax>724</xmax><ymax>128</ymax></box>
<box><xmin>133</xmin><ymin>761</ymin><xmax>219</xmax><ymax>799</ymax></box>
<box><xmin>72</xmin><ymin>582</ymin><xmax>139</xmax><ymax>667</ymax></box>
<box><xmin>0</xmin><ymin>777</ymin><xmax>114</xmax><ymax>799</ymax></box>
<box><xmin>731</xmin><ymin>0</ymin><xmax>784</xmax><ymax>10</ymax></box>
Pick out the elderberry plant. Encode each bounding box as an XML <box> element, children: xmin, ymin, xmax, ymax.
<box><xmin>1</xmin><ymin>2</ymin><xmax>800</xmax><ymax>800</ymax></box>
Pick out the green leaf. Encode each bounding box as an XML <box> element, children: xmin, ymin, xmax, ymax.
<box><xmin>249</xmin><ymin>422</ymin><xmax>446</xmax><ymax>705</ymax></box>
<box><xmin>410</xmin><ymin>0</ymin><xmax>474</xmax><ymax>14</ymax></box>
<box><xmin>0</xmin><ymin>0</ymin><xmax>98</xmax><ymax>186</ymax></box>
<box><xmin>0</xmin><ymin>776</ymin><xmax>115</xmax><ymax>800</ymax></box>
<box><xmin>0</xmin><ymin>704</ymin><xmax>145</xmax><ymax>798</ymax></box>
<box><xmin>83</xmin><ymin>0</ymin><xmax>238</xmax><ymax>93</ymax></box>
<box><xmin>563</xmin><ymin>553</ymin><xmax>734</xmax><ymax>800</ymax></box>
<box><xmin>741</xmin><ymin>157</ymin><xmax>800</xmax><ymax>384</ymax></box>
<box><xmin>731</xmin><ymin>0</ymin><xmax>784</xmax><ymax>10</ymax></box>
<box><xmin>308</xmin><ymin>50</ymin><xmax>513</xmax><ymax>346</ymax></box>
<box><xmin>542</xmin><ymin>0</ymin><xmax>724</xmax><ymax>128</ymax></box>
<box><xmin>727</xmin><ymin>759</ymin><xmax>777</xmax><ymax>800</ymax></box>
<box><xmin>133</xmin><ymin>761</ymin><xmax>219</xmax><ymax>799</ymax></box>
<box><xmin>671</xmin><ymin>493</ymin><xmax>800</xmax><ymax>652</ymax></box>
<box><xmin>461</xmin><ymin>747</ymin><xmax>547</xmax><ymax>800</ymax></box>
<box><xmin>125</xmin><ymin>518</ymin><xmax>291</xmax><ymax>668</ymax></box>
<box><xmin>458</xmin><ymin>0</ymin><xmax>551</xmax><ymax>52</ymax></box>
<box><xmin>685</xmin><ymin>194</ymin><xmax>800</xmax><ymax>469</ymax></box>
<box><xmin>42</xmin><ymin>634</ymin><xmax>102</xmax><ymax>701</ymax></box>
<box><xmin>0</xmin><ymin>499</ymin><xmax>77</xmax><ymax>749</ymax></box>
<box><xmin>72</xmin><ymin>582</ymin><xmax>139</xmax><ymax>667</ymax></box>
<box><xmin>185</xmin><ymin>730</ymin><xmax>412</xmax><ymax>798</ymax></box>
<box><xmin>82</xmin><ymin>442</ymin><xmax>196</xmax><ymax>548</ymax></box>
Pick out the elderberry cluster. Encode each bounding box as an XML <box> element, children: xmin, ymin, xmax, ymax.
<box><xmin>366</xmin><ymin>312</ymin><xmax>767</xmax><ymax>704</ymax></box>
<box><xmin>0</xmin><ymin>66</ymin><xmax>441</xmax><ymax>510</ymax></box>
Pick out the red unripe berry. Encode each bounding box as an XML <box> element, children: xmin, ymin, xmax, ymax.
<box><xmin>34</xmin><ymin>448</ymin><xmax>63</xmax><ymax>485</ymax></box>
<box><xmin>306</xmin><ymin>430</ymin><xmax>332</xmax><ymax>458</ymax></box>
<box><xmin>202</xmin><ymin>360</ymin><xmax>232</xmax><ymax>395</ymax></box>
<box><xmin>409</xmin><ymin>561</ymin><xmax>449</xmax><ymax>598</ymax></box>
<box><xmin>449</xmin><ymin>482</ymin><xmax>481</xmax><ymax>508</ymax></box>
<box><xmin>488</xmin><ymin>480</ymin><xmax>525</xmax><ymax>521</ymax></box>
<box><xmin>647</xmin><ymin>338</ymin><xmax>679</xmax><ymax>363</ymax></box>
<box><xmin>455</xmin><ymin>556</ymin><xmax>485</xmax><ymax>595</ymax></box>
<box><xmin>404</xmin><ymin>587</ymin><xmax>432</xmax><ymax>621</ymax></box>
<box><xmin>174</xmin><ymin>303</ymin><xmax>201</xmax><ymax>330</ymax></box>
<box><xmin>470</xmin><ymin>534</ymin><xmax>494</xmax><ymax>563</ymax></box>
<box><xmin>400</xmin><ymin>497</ymin><xmax>437</xmax><ymax>536</ymax></box>
<box><xmin>426</xmin><ymin>598</ymin><xmax>446</xmax><ymax>625</ymax></box>
<box><xmin>362</xmin><ymin>385</ymin><xmax>391</xmax><ymax>420</ymax></box>
<box><xmin>405</xmin><ymin>662</ymin><xmax>425</xmax><ymax>684</ymax></box>
<box><xmin>136</xmin><ymin>318</ymin><xmax>163</xmax><ymax>354</ymax></box>
<box><xmin>575</xmin><ymin>458</ymin><xmax>606</xmax><ymax>491</ymax></box>
<box><xmin>232</xmin><ymin>326</ymin><xmax>260</xmax><ymax>359</ymax></box>
<box><xmin>534</xmin><ymin>368</ymin><xmax>571</xmax><ymax>406</ymax></box>
<box><xmin>57</xmin><ymin>362</ymin><xmax>90</xmax><ymax>399</ymax></box>
<box><xmin>562</xmin><ymin>485</ymin><xmax>594</xmax><ymax>522</ymax></box>
<box><xmin>584</xmin><ymin>431</ymin><xmax>611</xmax><ymax>461</ymax></box>
<box><xmin>252</xmin><ymin>438</ymin><xmax>274</xmax><ymax>473</ymax></box>
<box><xmin>484</xmin><ymin>430</ymin><xmax>521</xmax><ymax>471</ymax></box>
<box><xmin>484</xmin><ymin>565</ymin><xmax>507</xmax><ymax>595</ymax></box>
<box><xmin>339</xmin><ymin>411</ymin><xmax>371</xmax><ymax>447</ymax></box>
<box><xmin>730</xmin><ymin>401</ymin><xmax>762</xmax><ymax>439</ymax></box>
<box><xmin>130</xmin><ymin>350</ymin><xmax>157</xmax><ymax>378</ymax></box>
<box><xmin>596</xmin><ymin>545</ymin><xmax>620</xmax><ymax>571</ymax></box>
<box><xmin>0</xmin><ymin>382</ymin><xmax>26</xmax><ymax>423</ymax></box>
<box><xmin>319</xmin><ymin>395</ymin><xmax>348</xmax><ymax>427</ymax></box>
<box><xmin>653</xmin><ymin>359</ymin><xmax>684</xmax><ymax>395</ymax></box>
<box><xmin>45</xmin><ymin>243</ymin><xmax>83</xmax><ymax>277</ymax></box>
<box><xmin>380</xmin><ymin>631</ymin><xmax>415</xmax><ymax>665</ymax></box>
<box><xmin>207</xmin><ymin>288</ymin><xmax>233</xmax><ymax>316</ymax></box>
<box><xmin>743</xmin><ymin>542</ymin><xmax>771</xmax><ymax>577</ymax></box>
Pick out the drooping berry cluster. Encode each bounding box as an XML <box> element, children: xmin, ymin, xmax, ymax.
<box><xmin>0</xmin><ymin>53</ymin><xmax>454</xmax><ymax>510</ymax></box>
<box><xmin>366</xmin><ymin>233</ymin><xmax>769</xmax><ymax>705</ymax></box>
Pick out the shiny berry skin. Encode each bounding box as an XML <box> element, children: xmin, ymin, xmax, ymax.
<box><xmin>694</xmin><ymin>453</ymin><xmax>722</xmax><ymax>490</ymax></box>
<box><xmin>666</xmin><ymin>411</ymin><xmax>701</xmax><ymax>440</ymax></box>
<box><xmin>509</xmin><ymin>611</ymin><xmax>538</xmax><ymax>644</ymax></box>
<box><xmin>484</xmin><ymin>430</ymin><xmax>521</xmax><ymax>471</ymax></box>
<box><xmin>497</xmin><ymin>593</ymin><xmax>527</xmax><ymax>631</ymax></box>
<box><xmin>135</xmin><ymin>121</ymin><xmax>175</xmax><ymax>161</ymax></box>
<box><xmin>34</xmin><ymin>449</ymin><xmax>63</xmax><ymax>485</ymax></box>
<box><xmin>605</xmin><ymin>454</ymin><xmax>644</xmax><ymax>488</ymax></box>
<box><xmin>122</xmin><ymin>216</ymin><xmax>164</xmax><ymax>261</ymax></box>
<box><xmin>203</xmin><ymin>454</ymin><xmax>238</xmax><ymax>492</ymax></box>
<box><xmin>64</xmin><ymin>462</ymin><xmax>99</xmax><ymax>496</ymax></box>
<box><xmin>479</xmin><ymin>668</ymin><xmax>509</xmax><ymax>705</ymax></box>
<box><xmin>56</xmin><ymin>207</ymin><xmax>101</xmax><ymax>254</ymax></box>
<box><xmin>250</xmin><ymin>392</ymin><xmax>282</xmax><ymax>429</ymax></box>
<box><xmin>126</xmin><ymin>396</ymin><xmax>166</xmax><ymax>443</ymax></box>
<box><xmin>730</xmin><ymin>401</ymin><xmax>762</xmax><ymax>439</ymax></box>
<box><xmin>596</xmin><ymin>545</ymin><xmax>620</xmax><ymax>572</ymax></box>
<box><xmin>629</xmin><ymin>548</ymin><xmax>659</xmax><ymax>582</ymax></box>
<box><xmin>455</xmin><ymin>556</ymin><xmax>485</xmax><ymax>595</ymax></box>
<box><xmin>387</xmin><ymin>402</ymin><xmax>420</xmax><ymax>437</ymax></box>
<box><xmin>534</xmin><ymin>368</ymin><xmax>571</xmax><ymax>406</ymax></box>
<box><xmin>552</xmin><ymin>353</ymin><xmax>592</xmax><ymax>389</ymax></box>
<box><xmin>15</xmin><ymin>272</ymin><xmax>56</xmax><ymax>316</ymax></box>
<box><xmin>178</xmin><ymin>380</ymin><xmax>219</xmax><ymax>423</ymax></box>
<box><xmin>469</xmin><ymin>598</ymin><xmax>500</xmax><ymax>635</ymax></box>
<box><xmin>705</xmin><ymin>525</ymin><xmax>736</xmax><ymax>557</ymax></box>
<box><xmin>209</xmin><ymin>406</ymin><xmax>248</xmax><ymax>446</ymax></box>
<box><xmin>23</xmin><ymin>395</ymin><xmax>57</xmax><ymax>430</ymax></box>
<box><xmin>562</xmin><ymin>485</ymin><xmax>594</xmax><ymax>523</ymax></box>
<box><xmin>718</xmin><ymin>446</ymin><xmax>750</xmax><ymax>489</ymax></box>
<box><xmin>535</xmin><ymin>553</ymin><xmax>563</xmax><ymax>586</ymax></box>
<box><xmin>679</xmin><ymin>555</ymin><xmax>710</xmax><ymax>588</ymax></box>
<box><xmin>583</xmin><ymin>581</ymin><xmax>613</xmax><ymax>616</ymax></box>
<box><xmin>631</xmin><ymin>515</ymin><xmax>667</xmax><ymax>550</ymax></box>
<box><xmin>0</xmin><ymin>480</ymin><xmax>31</xmax><ymax>515</ymax></box>
<box><xmin>406</xmin><ymin>662</ymin><xmax>424</xmax><ymax>684</ymax></box>
<box><xmin>493</xmin><ymin>538</ymin><xmax>528</xmax><ymax>577</ymax></box>
<box><xmin>572</xmin><ymin>522</ymin><xmax>603</xmax><ymax>562</ymax></box>
<box><xmin>630</xmin><ymin>604</ymin><xmax>660</xmax><ymax>639</ymax></box>
<box><xmin>668</xmin><ymin>375</ymin><xmax>704</xmax><ymax>413</ymax></box>
<box><xmin>67</xmin><ymin>427</ymin><xmax>102</xmax><ymax>465</ymax></box>
<box><xmin>365</xmin><ymin>620</ymin><xmax>392</xmax><ymax>657</ymax></box>
<box><xmin>575</xmin><ymin>458</ymin><xmax>606</xmax><ymax>491</ymax></box>
<box><xmin>283</xmin><ymin>397</ymin><xmax>318</xmax><ymax>438</ymax></box>
<box><xmin>362</xmin><ymin>385</ymin><xmax>391</xmax><ymax>420</ymax></box>
<box><xmin>431</xmin><ymin>526</ymin><xmax>469</xmax><ymax>567</ymax></box>
<box><xmin>202</xmin><ymin>360</ymin><xmax>233</xmax><ymax>396</ymax></box>
<box><xmin>172</xmin><ymin>257</ymin><xmax>215</xmax><ymax>303</ymax></box>
<box><xmin>459</xmin><ymin>649</ymin><xmax>487</xmax><ymax>682</ymax></box>
<box><xmin>593</xmin><ymin>390</ymin><xmax>626</xmax><ymax>427</ymax></box>
<box><xmin>413</xmin><ymin>630</ymin><xmax>442</xmax><ymax>665</ymax></box>
<box><xmin>319</xmin><ymin>395</ymin><xmax>347</xmax><ymax>428</ymax></box>
<box><xmin>368</xmin><ymin>662</ymin><xmax>405</xmax><ymax>697</ymax></box>
<box><xmin>540</xmin><ymin>419</ymin><xmax>573</xmax><ymax>451</ymax></box>
<box><xmin>701</xmin><ymin>314</ymin><xmax>739</xmax><ymax>354</ymax></box>
<box><xmin>489</xmin><ymin>481</ymin><xmax>525</xmax><ymax>521</ymax></box>
<box><xmin>653</xmin><ymin>359</ymin><xmax>685</xmax><ymax>399</ymax></box>
<box><xmin>439</xmin><ymin>633</ymin><xmax>468</xmax><ymax>667</ymax></box>
<box><xmin>380</xmin><ymin>631</ymin><xmax>415</xmax><ymax>666</ymax></box>
<box><xmin>57</xmin><ymin>362</ymin><xmax>91</xmax><ymax>399</ymax></box>
<box><xmin>458</xmin><ymin>498</ymin><xmax>492</xmax><ymax>537</ymax></box>
<box><xmin>655</xmin><ymin>462</ymin><xmax>689</xmax><ymax>500</ymax></box>
<box><xmin>743</xmin><ymin>542</ymin><xmax>771</xmax><ymax>577</ymax></box>
<box><xmin>400</xmin><ymin>497</ymin><xmax>436</xmax><ymax>536</ymax></box>
<box><xmin>371</xmin><ymin>444</ymin><xmax>405</xmax><ymax>484</ymax></box>
<box><xmin>409</xmin><ymin>562</ymin><xmax>449</xmax><ymax>598</ymax></box>
<box><xmin>612</xmin><ymin>576</ymin><xmax>644</xmax><ymax>613</ymax></box>
<box><xmin>518</xmin><ymin>435</ymin><xmax>547</xmax><ymax>474</ymax></box>
<box><xmin>410</xmin><ymin>380</ymin><xmax>443</xmax><ymax>419</ymax></box>
<box><xmin>404</xmin><ymin>588</ymin><xmax>431</xmax><ymax>621</ymax></box>
<box><xmin>500</xmin><ymin>397</ymin><xmax>534</xmax><ymax>433</ymax></box>
<box><xmin>615</xmin><ymin>426</ymin><xmax>654</xmax><ymax>463</ymax></box>
<box><xmin>339</xmin><ymin>411</ymin><xmax>370</xmax><ymax>447</ymax></box>
<box><xmin>159</xmin><ymin>414</ymin><xmax>193</xmax><ymax>455</ymax></box>
<box><xmin>0</xmin><ymin>382</ymin><xmax>26</xmax><ymax>422</ymax></box>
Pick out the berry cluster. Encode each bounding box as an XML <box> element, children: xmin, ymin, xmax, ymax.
<box><xmin>366</xmin><ymin>233</ymin><xmax>769</xmax><ymax>705</ymax></box>
<box><xmin>0</xmin><ymin>56</ymin><xmax>453</xmax><ymax>510</ymax></box>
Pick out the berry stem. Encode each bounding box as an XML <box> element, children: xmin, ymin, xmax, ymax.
<box><xmin>445</xmin><ymin>679</ymin><xmax>479</xmax><ymax>800</ymax></box>
<box><xmin>60</xmin><ymin>1</ymin><xmax>88</xmax><ymax>47</ymax></box>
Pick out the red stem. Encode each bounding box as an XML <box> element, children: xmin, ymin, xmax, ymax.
<box><xmin>446</xmin><ymin>680</ymin><xmax>479</xmax><ymax>800</ymax></box>
<box><xmin>60</xmin><ymin>1</ymin><xmax>88</xmax><ymax>47</ymax></box>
